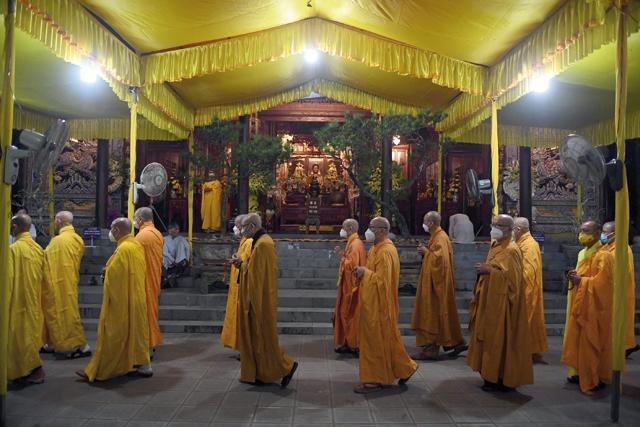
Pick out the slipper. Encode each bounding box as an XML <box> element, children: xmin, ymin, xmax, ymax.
<box><xmin>334</xmin><ymin>346</ymin><xmax>350</xmax><ymax>354</ymax></box>
<box><xmin>626</xmin><ymin>345</ymin><xmax>640</xmax><ymax>358</ymax></box>
<box><xmin>411</xmin><ymin>351</ymin><xmax>439</xmax><ymax>361</ymax></box>
<box><xmin>447</xmin><ymin>344</ymin><xmax>468</xmax><ymax>357</ymax></box>
<box><xmin>353</xmin><ymin>383</ymin><xmax>383</xmax><ymax>394</ymax></box>
<box><xmin>281</xmin><ymin>361</ymin><xmax>298</xmax><ymax>389</ymax></box>
<box><xmin>399</xmin><ymin>367</ymin><xmax>417</xmax><ymax>385</ymax></box>
<box><xmin>67</xmin><ymin>348</ymin><xmax>92</xmax><ymax>359</ymax></box>
<box><xmin>39</xmin><ymin>345</ymin><xmax>55</xmax><ymax>354</ymax></box>
<box><xmin>75</xmin><ymin>370</ymin><xmax>89</xmax><ymax>381</ymax></box>
<box><xmin>566</xmin><ymin>375</ymin><xmax>580</xmax><ymax>384</ymax></box>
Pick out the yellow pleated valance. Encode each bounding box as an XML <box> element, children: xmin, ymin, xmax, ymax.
<box><xmin>580</xmin><ymin>109</ymin><xmax>640</xmax><ymax>145</ymax></box>
<box><xmin>143</xmin><ymin>17</ymin><xmax>486</xmax><ymax>95</ymax></box>
<box><xmin>453</xmin><ymin>123</ymin><xmax>575</xmax><ymax>148</ymax></box>
<box><xmin>194</xmin><ymin>79</ymin><xmax>421</xmax><ymax>125</ymax></box>
<box><xmin>141</xmin><ymin>84</ymin><xmax>195</xmax><ymax>130</ymax></box>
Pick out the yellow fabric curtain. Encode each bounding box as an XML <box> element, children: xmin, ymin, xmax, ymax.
<box><xmin>437</xmin><ymin>144</ymin><xmax>443</xmax><ymax>212</ymax></box>
<box><xmin>612</xmin><ymin>0</ymin><xmax>629</xmax><ymax>373</ymax></box>
<box><xmin>142</xmin><ymin>17</ymin><xmax>485</xmax><ymax>94</ymax></box>
<box><xmin>187</xmin><ymin>132</ymin><xmax>194</xmax><ymax>259</ymax></box>
<box><xmin>128</xmin><ymin>94</ymin><xmax>137</xmax><ymax>223</ymax></box>
<box><xmin>453</xmin><ymin>123</ymin><xmax>576</xmax><ymax>148</ymax></box>
<box><xmin>490</xmin><ymin>101</ymin><xmax>499</xmax><ymax>216</ymax></box>
<box><xmin>142</xmin><ymin>84</ymin><xmax>195</xmax><ymax>130</ymax></box>
<box><xmin>48</xmin><ymin>168</ymin><xmax>54</xmax><ymax>236</ymax></box>
<box><xmin>195</xmin><ymin>79</ymin><xmax>421</xmax><ymax>125</ymax></box>
<box><xmin>0</xmin><ymin>0</ymin><xmax>17</xmax><ymax>400</ymax></box>
<box><xmin>13</xmin><ymin>108</ymin><xmax>52</xmax><ymax>133</ymax></box>
<box><xmin>580</xmin><ymin>109</ymin><xmax>640</xmax><ymax>144</ymax></box>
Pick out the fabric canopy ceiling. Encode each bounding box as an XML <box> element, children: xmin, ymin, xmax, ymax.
<box><xmin>1</xmin><ymin>0</ymin><xmax>639</xmax><ymax>144</ymax></box>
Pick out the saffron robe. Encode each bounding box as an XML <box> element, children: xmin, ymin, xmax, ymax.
<box><xmin>42</xmin><ymin>225</ymin><xmax>87</xmax><ymax>352</ymax></box>
<box><xmin>563</xmin><ymin>241</ymin><xmax>601</xmax><ymax>378</ymax></box>
<box><xmin>334</xmin><ymin>233</ymin><xmax>366</xmax><ymax>349</ymax></box>
<box><xmin>516</xmin><ymin>232</ymin><xmax>548</xmax><ymax>354</ymax></box>
<box><xmin>238</xmin><ymin>232</ymin><xmax>294</xmax><ymax>383</ymax></box>
<box><xmin>359</xmin><ymin>239</ymin><xmax>417</xmax><ymax>385</ymax></box>
<box><xmin>82</xmin><ymin>235</ymin><xmax>150</xmax><ymax>382</ymax></box>
<box><xmin>561</xmin><ymin>246</ymin><xmax>614</xmax><ymax>393</ymax></box>
<box><xmin>8</xmin><ymin>232</ymin><xmax>44</xmax><ymax>380</ymax></box>
<box><xmin>221</xmin><ymin>237</ymin><xmax>253</xmax><ymax>350</ymax></box>
<box><xmin>201</xmin><ymin>179</ymin><xmax>222</xmax><ymax>231</ymax></box>
<box><xmin>602</xmin><ymin>241</ymin><xmax>636</xmax><ymax>350</ymax></box>
<box><xmin>135</xmin><ymin>221</ymin><xmax>164</xmax><ymax>348</ymax></box>
<box><xmin>467</xmin><ymin>240</ymin><xmax>533</xmax><ymax>388</ymax></box>
<box><xmin>411</xmin><ymin>227</ymin><xmax>464</xmax><ymax>347</ymax></box>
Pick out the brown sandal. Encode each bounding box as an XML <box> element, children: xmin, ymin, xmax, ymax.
<box><xmin>353</xmin><ymin>383</ymin><xmax>383</xmax><ymax>394</ymax></box>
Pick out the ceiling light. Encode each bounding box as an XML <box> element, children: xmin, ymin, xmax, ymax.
<box><xmin>392</xmin><ymin>135</ymin><xmax>401</xmax><ymax>145</ymax></box>
<box><xmin>531</xmin><ymin>74</ymin><xmax>550</xmax><ymax>93</ymax></box>
<box><xmin>304</xmin><ymin>49</ymin><xmax>319</xmax><ymax>64</ymax></box>
<box><xmin>80</xmin><ymin>66</ymin><xmax>97</xmax><ymax>84</ymax></box>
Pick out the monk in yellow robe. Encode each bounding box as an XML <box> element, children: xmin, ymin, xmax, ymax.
<box><xmin>42</xmin><ymin>211</ymin><xmax>90</xmax><ymax>358</ymax></box>
<box><xmin>467</xmin><ymin>214</ymin><xmax>533</xmax><ymax>392</ymax></box>
<box><xmin>77</xmin><ymin>218</ymin><xmax>151</xmax><ymax>382</ymax></box>
<box><xmin>354</xmin><ymin>217</ymin><xmax>417</xmax><ymax>394</ymax></box>
<box><xmin>234</xmin><ymin>213</ymin><xmax>298</xmax><ymax>387</ymax></box>
<box><xmin>333</xmin><ymin>218</ymin><xmax>366</xmax><ymax>354</ymax></box>
<box><xmin>562</xmin><ymin>221</ymin><xmax>614</xmax><ymax>394</ymax></box>
<box><xmin>411</xmin><ymin>211</ymin><xmax>466</xmax><ymax>360</ymax></box>
<box><xmin>134</xmin><ymin>207</ymin><xmax>164</xmax><ymax>351</ymax></box>
<box><xmin>221</xmin><ymin>214</ymin><xmax>253</xmax><ymax>352</ymax></box>
<box><xmin>601</xmin><ymin>221</ymin><xmax>638</xmax><ymax>357</ymax></box>
<box><xmin>8</xmin><ymin>214</ymin><xmax>45</xmax><ymax>383</ymax></box>
<box><xmin>513</xmin><ymin>217</ymin><xmax>548</xmax><ymax>363</ymax></box>
<box><xmin>201</xmin><ymin>174</ymin><xmax>222</xmax><ymax>232</ymax></box>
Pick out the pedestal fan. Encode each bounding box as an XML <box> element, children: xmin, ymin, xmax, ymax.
<box><xmin>132</xmin><ymin>162</ymin><xmax>169</xmax><ymax>230</ymax></box>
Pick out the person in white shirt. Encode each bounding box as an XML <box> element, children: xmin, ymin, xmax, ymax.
<box><xmin>9</xmin><ymin>208</ymin><xmax>37</xmax><ymax>244</ymax></box>
<box><xmin>163</xmin><ymin>223</ymin><xmax>190</xmax><ymax>288</ymax></box>
<box><xmin>448</xmin><ymin>213</ymin><xmax>475</xmax><ymax>244</ymax></box>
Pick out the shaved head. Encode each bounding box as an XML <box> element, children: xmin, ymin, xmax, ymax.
<box><xmin>235</xmin><ymin>214</ymin><xmax>247</xmax><ymax>227</ymax></box>
<box><xmin>492</xmin><ymin>214</ymin><xmax>514</xmax><ymax>242</ymax></box>
<box><xmin>135</xmin><ymin>207</ymin><xmax>153</xmax><ymax>221</ymax></box>
<box><xmin>12</xmin><ymin>214</ymin><xmax>32</xmax><ymax>234</ymax></box>
<box><xmin>56</xmin><ymin>211</ymin><xmax>73</xmax><ymax>225</ymax></box>
<box><xmin>424</xmin><ymin>211</ymin><xmax>441</xmax><ymax>226</ymax></box>
<box><xmin>111</xmin><ymin>218</ymin><xmax>132</xmax><ymax>236</ymax></box>
<box><xmin>580</xmin><ymin>220</ymin><xmax>600</xmax><ymax>236</ymax></box>
<box><xmin>370</xmin><ymin>216</ymin><xmax>390</xmax><ymax>231</ymax></box>
<box><xmin>603</xmin><ymin>221</ymin><xmax>615</xmax><ymax>234</ymax></box>
<box><xmin>243</xmin><ymin>212</ymin><xmax>262</xmax><ymax>229</ymax></box>
<box><xmin>514</xmin><ymin>217</ymin><xmax>529</xmax><ymax>230</ymax></box>
<box><xmin>342</xmin><ymin>218</ymin><xmax>358</xmax><ymax>234</ymax></box>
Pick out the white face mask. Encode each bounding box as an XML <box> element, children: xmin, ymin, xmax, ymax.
<box><xmin>233</xmin><ymin>226</ymin><xmax>240</xmax><ymax>237</ymax></box>
<box><xmin>339</xmin><ymin>229</ymin><xmax>347</xmax><ymax>238</ymax></box>
<box><xmin>365</xmin><ymin>228</ymin><xmax>375</xmax><ymax>242</ymax></box>
<box><xmin>108</xmin><ymin>230</ymin><xmax>117</xmax><ymax>243</ymax></box>
<box><xmin>422</xmin><ymin>223</ymin><xmax>429</xmax><ymax>233</ymax></box>
<box><xmin>490</xmin><ymin>227</ymin><xmax>503</xmax><ymax>240</ymax></box>
<box><xmin>133</xmin><ymin>219</ymin><xmax>140</xmax><ymax>230</ymax></box>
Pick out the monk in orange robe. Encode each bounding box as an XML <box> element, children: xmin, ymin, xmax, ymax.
<box><xmin>134</xmin><ymin>207</ymin><xmax>164</xmax><ymax>352</ymax></box>
<box><xmin>333</xmin><ymin>218</ymin><xmax>366</xmax><ymax>354</ymax></box>
<box><xmin>353</xmin><ymin>217</ymin><xmax>417</xmax><ymax>394</ymax></box>
<box><xmin>601</xmin><ymin>221</ymin><xmax>638</xmax><ymax>358</ymax></box>
<box><xmin>235</xmin><ymin>213</ymin><xmax>298</xmax><ymax>387</ymax></box>
<box><xmin>467</xmin><ymin>214</ymin><xmax>533</xmax><ymax>392</ymax></box>
<box><xmin>513</xmin><ymin>217</ymin><xmax>548</xmax><ymax>363</ymax></box>
<box><xmin>562</xmin><ymin>221</ymin><xmax>614</xmax><ymax>394</ymax></box>
<box><xmin>411</xmin><ymin>211</ymin><xmax>466</xmax><ymax>360</ymax></box>
<box><xmin>221</xmin><ymin>214</ymin><xmax>252</xmax><ymax>353</ymax></box>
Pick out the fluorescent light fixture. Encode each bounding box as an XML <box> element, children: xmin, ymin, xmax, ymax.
<box><xmin>532</xmin><ymin>74</ymin><xmax>550</xmax><ymax>92</ymax></box>
<box><xmin>80</xmin><ymin>66</ymin><xmax>97</xmax><ymax>84</ymax></box>
<box><xmin>304</xmin><ymin>49</ymin><xmax>319</xmax><ymax>64</ymax></box>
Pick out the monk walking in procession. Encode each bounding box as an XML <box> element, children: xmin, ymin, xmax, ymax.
<box><xmin>333</xmin><ymin>218</ymin><xmax>366</xmax><ymax>355</ymax></box>
<box><xmin>42</xmin><ymin>211</ymin><xmax>90</xmax><ymax>359</ymax></box>
<box><xmin>467</xmin><ymin>214</ymin><xmax>533</xmax><ymax>392</ymax></box>
<box><xmin>411</xmin><ymin>211</ymin><xmax>466</xmax><ymax>360</ymax></box>
<box><xmin>353</xmin><ymin>217</ymin><xmax>417</xmax><ymax>394</ymax></box>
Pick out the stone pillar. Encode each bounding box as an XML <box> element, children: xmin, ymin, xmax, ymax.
<box><xmin>237</xmin><ymin>115</ymin><xmax>250</xmax><ymax>214</ymax></box>
<box><xmin>381</xmin><ymin>133</ymin><xmax>392</xmax><ymax>219</ymax></box>
<box><xmin>519</xmin><ymin>146</ymin><xmax>532</xmax><ymax>227</ymax></box>
<box><xmin>96</xmin><ymin>139</ymin><xmax>109</xmax><ymax>228</ymax></box>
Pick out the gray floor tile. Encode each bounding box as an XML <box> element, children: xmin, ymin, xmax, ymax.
<box><xmin>94</xmin><ymin>404</ymin><xmax>144</xmax><ymax>421</ymax></box>
<box><xmin>371</xmin><ymin>406</ymin><xmax>413</xmax><ymax>423</ymax></box>
<box><xmin>293</xmin><ymin>407</ymin><xmax>333</xmax><ymax>424</ymax></box>
<box><xmin>252</xmin><ymin>406</ymin><xmax>294</xmax><ymax>423</ymax></box>
<box><xmin>446</xmin><ymin>407</ymin><xmax>492</xmax><ymax>423</ymax></box>
<box><xmin>132</xmin><ymin>405</ymin><xmax>179</xmax><ymax>422</ymax></box>
<box><xmin>172</xmin><ymin>405</ymin><xmax>216</xmax><ymax>423</ymax></box>
<box><xmin>333</xmin><ymin>407</ymin><xmax>373</xmax><ymax>423</ymax></box>
<box><xmin>213</xmin><ymin>406</ymin><xmax>257</xmax><ymax>423</ymax></box>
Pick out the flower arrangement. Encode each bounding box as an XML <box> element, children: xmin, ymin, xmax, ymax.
<box><xmin>169</xmin><ymin>177</ymin><xmax>183</xmax><ymax>196</ymax></box>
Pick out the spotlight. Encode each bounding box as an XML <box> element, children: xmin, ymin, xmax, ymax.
<box><xmin>304</xmin><ymin>49</ymin><xmax>319</xmax><ymax>64</ymax></box>
<box><xmin>80</xmin><ymin>66</ymin><xmax>97</xmax><ymax>84</ymax></box>
<box><xmin>392</xmin><ymin>135</ymin><xmax>401</xmax><ymax>145</ymax></box>
<box><xmin>532</xmin><ymin>74</ymin><xmax>550</xmax><ymax>93</ymax></box>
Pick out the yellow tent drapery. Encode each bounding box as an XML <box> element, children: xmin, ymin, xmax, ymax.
<box><xmin>128</xmin><ymin>90</ymin><xmax>138</xmax><ymax>223</ymax></box>
<box><xmin>490</xmin><ymin>100</ymin><xmax>499</xmax><ymax>216</ymax></box>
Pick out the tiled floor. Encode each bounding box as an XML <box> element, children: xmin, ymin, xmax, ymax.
<box><xmin>5</xmin><ymin>334</ymin><xmax>640</xmax><ymax>426</ymax></box>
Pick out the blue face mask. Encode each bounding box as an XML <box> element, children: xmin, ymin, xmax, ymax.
<box><xmin>600</xmin><ymin>232</ymin><xmax>609</xmax><ymax>245</ymax></box>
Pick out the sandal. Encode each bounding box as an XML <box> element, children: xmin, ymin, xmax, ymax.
<box><xmin>399</xmin><ymin>367</ymin><xmax>417</xmax><ymax>385</ymax></box>
<box><xmin>353</xmin><ymin>383</ymin><xmax>384</xmax><ymax>394</ymax></box>
<box><xmin>67</xmin><ymin>348</ymin><xmax>92</xmax><ymax>359</ymax></box>
<box><xmin>75</xmin><ymin>370</ymin><xmax>89</xmax><ymax>381</ymax></box>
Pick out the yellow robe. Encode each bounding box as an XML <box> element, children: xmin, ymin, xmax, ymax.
<box><xmin>467</xmin><ymin>240</ymin><xmax>533</xmax><ymax>388</ymax></box>
<box><xmin>563</xmin><ymin>241</ymin><xmax>601</xmax><ymax>378</ymax></box>
<box><xmin>238</xmin><ymin>232</ymin><xmax>294</xmax><ymax>383</ymax></box>
<box><xmin>221</xmin><ymin>236</ymin><xmax>253</xmax><ymax>350</ymax></box>
<box><xmin>602</xmin><ymin>241</ymin><xmax>636</xmax><ymax>350</ymax></box>
<box><xmin>334</xmin><ymin>233</ymin><xmax>366</xmax><ymax>349</ymax></box>
<box><xmin>135</xmin><ymin>221</ymin><xmax>164</xmax><ymax>348</ymax></box>
<box><xmin>516</xmin><ymin>232</ymin><xmax>548</xmax><ymax>354</ymax></box>
<box><xmin>42</xmin><ymin>225</ymin><xmax>86</xmax><ymax>352</ymax></box>
<box><xmin>8</xmin><ymin>232</ymin><xmax>44</xmax><ymax>380</ymax></box>
<box><xmin>359</xmin><ymin>239</ymin><xmax>417</xmax><ymax>385</ymax></box>
<box><xmin>82</xmin><ymin>235</ymin><xmax>150</xmax><ymax>382</ymax></box>
<box><xmin>201</xmin><ymin>179</ymin><xmax>222</xmax><ymax>231</ymax></box>
<box><xmin>411</xmin><ymin>227</ymin><xmax>464</xmax><ymax>347</ymax></box>
<box><xmin>561</xmin><ymin>246</ymin><xmax>614</xmax><ymax>393</ymax></box>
